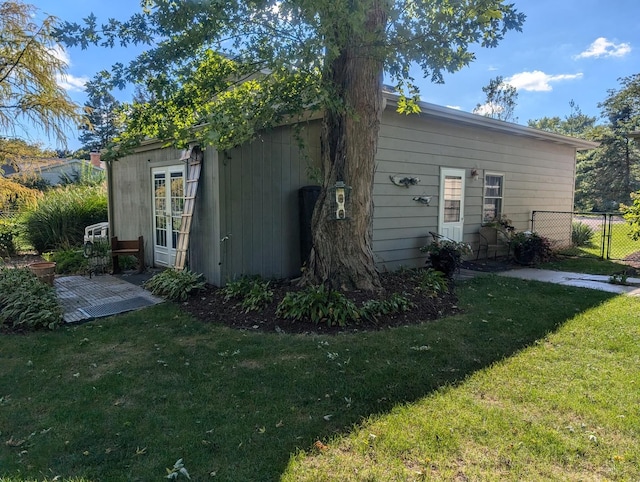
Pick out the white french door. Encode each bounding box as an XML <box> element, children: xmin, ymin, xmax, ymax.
<box><xmin>152</xmin><ymin>165</ymin><xmax>185</xmax><ymax>266</ymax></box>
<box><xmin>438</xmin><ymin>168</ymin><xmax>466</xmax><ymax>242</ymax></box>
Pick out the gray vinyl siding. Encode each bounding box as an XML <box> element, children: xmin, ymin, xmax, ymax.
<box><xmin>112</xmin><ymin>105</ymin><xmax>582</xmax><ymax>283</ymax></box>
<box><xmin>189</xmin><ymin>148</ymin><xmax>221</xmax><ymax>285</ymax></box>
<box><xmin>372</xmin><ymin>110</ymin><xmax>577</xmax><ymax>271</ymax></box>
<box><xmin>218</xmin><ymin>123</ymin><xmax>321</xmax><ymax>282</ymax></box>
<box><xmin>111</xmin><ymin>145</ymin><xmax>188</xmax><ymax>270</ymax></box>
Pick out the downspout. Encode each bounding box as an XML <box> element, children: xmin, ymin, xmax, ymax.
<box><xmin>106</xmin><ymin>159</ymin><xmax>115</xmax><ymax>238</ymax></box>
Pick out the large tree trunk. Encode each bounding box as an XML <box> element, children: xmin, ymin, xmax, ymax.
<box><xmin>302</xmin><ymin>1</ymin><xmax>386</xmax><ymax>292</ymax></box>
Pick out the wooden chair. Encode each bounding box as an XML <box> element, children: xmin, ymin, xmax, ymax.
<box><xmin>477</xmin><ymin>226</ymin><xmax>510</xmax><ymax>259</ymax></box>
<box><xmin>111</xmin><ymin>236</ymin><xmax>144</xmax><ymax>274</ymax></box>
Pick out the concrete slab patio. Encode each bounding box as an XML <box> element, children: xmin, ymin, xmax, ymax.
<box><xmin>498</xmin><ymin>268</ymin><xmax>640</xmax><ymax>296</ymax></box>
<box><xmin>55</xmin><ymin>274</ymin><xmax>163</xmax><ymax>323</ymax></box>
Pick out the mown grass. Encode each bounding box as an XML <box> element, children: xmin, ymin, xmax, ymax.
<box><xmin>283</xmin><ymin>287</ymin><xmax>640</xmax><ymax>481</ymax></box>
<box><xmin>541</xmin><ymin>256</ymin><xmax>631</xmax><ymax>275</ymax></box>
<box><xmin>563</xmin><ymin>221</ymin><xmax>640</xmax><ymax>261</ymax></box>
<box><xmin>0</xmin><ymin>276</ymin><xmax>636</xmax><ymax>481</ymax></box>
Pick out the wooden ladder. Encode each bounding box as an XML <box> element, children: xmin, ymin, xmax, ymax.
<box><xmin>174</xmin><ymin>149</ymin><xmax>202</xmax><ymax>271</ymax></box>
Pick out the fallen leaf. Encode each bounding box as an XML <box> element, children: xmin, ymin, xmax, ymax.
<box><xmin>314</xmin><ymin>440</ymin><xmax>328</xmax><ymax>451</ymax></box>
<box><xmin>134</xmin><ymin>446</ymin><xmax>147</xmax><ymax>456</ymax></box>
<box><xmin>5</xmin><ymin>437</ymin><xmax>25</xmax><ymax>447</ymax></box>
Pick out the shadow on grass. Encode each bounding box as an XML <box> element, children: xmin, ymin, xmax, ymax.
<box><xmin>0</xmin><ymin>276</ymin><xmax>615</xmax><ymax>482</ymax></box>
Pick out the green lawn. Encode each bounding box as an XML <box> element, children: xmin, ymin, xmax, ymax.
<box><xmin>560</xmin><ymin>221</ymin><xmax>640</xmax><ymax>261</ymax></box>
<box><xmin>540</xmin><ymin>257</ymin><xmax>632</xmax><ymax>275</ymax></box>
<box><xmin>1</xmin><ymin>276</ymin><xmax>638</xmax><ymax>481</ymax></box>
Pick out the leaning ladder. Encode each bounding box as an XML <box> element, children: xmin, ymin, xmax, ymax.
<box><xmin>174</xmin><ymin>149</ymin><xmax>202</xmax><ymax>271</ymax></box>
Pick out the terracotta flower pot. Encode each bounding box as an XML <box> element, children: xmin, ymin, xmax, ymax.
<box><xmin>28</xmin><ymin>261</ymin><xmax>56</xmax><ymax>286</ymax></box>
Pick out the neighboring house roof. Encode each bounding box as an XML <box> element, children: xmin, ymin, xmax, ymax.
<box><xmin>7</xmin><ymin>158</ymin><xmax>104</xmax><ymax>185</ymax></box>
<box><xmin>10</xmin><ymin>158</ymin><xmax>104</xmax><ymax>175</ymax></box>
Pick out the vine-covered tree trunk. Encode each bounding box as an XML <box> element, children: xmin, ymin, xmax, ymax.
<box><xmin>303</xmin><ymin>1</ymin><xmax>386</xmax><ymax>292</ymax></box>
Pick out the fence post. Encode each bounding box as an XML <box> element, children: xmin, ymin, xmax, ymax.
<box><xmin>602</xmin><ymin>214</ymin><xmax>609</xmax><ymax>259</ymax></box>
<box><xmin>531</xmin><ymin>211</ymin><xmax>536</xmax><ymax>232</ymax></box>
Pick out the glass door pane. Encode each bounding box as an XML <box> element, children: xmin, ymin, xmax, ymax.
<box><xmin>170</xmin><ymin>172</ymin><xmax>185</xmax><ymax>249</ymax></box>
<box><xmin>154</xmin><ymin>173</ymin><xmax>167</xmax><ymax>248</ymax></box>
<box><xmin>443</xmin><ymin>175</ymin><xmax>462</xmax><ymax>222</ymax></box>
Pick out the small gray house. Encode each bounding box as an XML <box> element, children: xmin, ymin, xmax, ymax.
<box><xmin>108</xmin><ymin>95</ymin><xmax>596</xmax><ymax>285</ymax></box>
<box><xmin>7</xmin><ymin>157</ymin><xmax>104</xmax><ymax>186</ymax></box>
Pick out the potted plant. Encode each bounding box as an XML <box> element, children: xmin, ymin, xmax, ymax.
<box><xmin>420</xmin><ymin>237</ymin><xmax>472</xmax><ymax>277</ymax></box>
<box><xmin>510</xmin><ymin>231</ymin><xmax>552</xmax><ymax>265</ymax></box>
<box><xmin>484</xmin><ymin>214</ymin><xmax>516</xmax><ymax>236</ymax></box>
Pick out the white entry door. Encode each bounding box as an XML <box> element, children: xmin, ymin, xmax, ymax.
<box><xmin>438</xmin><ymin>168</ymin><xmax>466</xmax><ymax>242</ymax></box>
<box><xmin>152</xmin><ymin>165</ymin><xmax>185</xmax><ymax>266</ymax></box>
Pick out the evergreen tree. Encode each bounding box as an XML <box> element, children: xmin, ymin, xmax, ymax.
<box><xmin>78</xmin><ymin>78</ymin><xmax>122</xmax><ymax>152</ymax></box>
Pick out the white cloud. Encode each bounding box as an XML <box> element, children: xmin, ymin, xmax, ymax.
<box><xmin>49</xmin><ymin>45</ymin><xmax>70</xmax><ymax>65</ymax></box>
<box><xmin>504</xmin><ymin>70</ymin><xmax>583</xmax><ymax>92</ymax></box>
<box><xmin>57</xmin><ymin>73</ymin><xmax>89</xmax><ymax>92</ymax></box>
<box><xmin>576</xmin><ymin>37</ymin><xmax>631</xmax><ymax>59</ymax></box>
<box><xmin>473</xmin><ymin>102</ymin><xmax>503</xmax><ymax>116</ymax></box>
<box><xmin>446</xmin><ymin>105</ymin><xmax>462</xmax><ymax>110</ymax></box>
<box><xmin>48</xmin><ymin>45</ymin><xmax>89</xmax><ymax>92</ymax></box>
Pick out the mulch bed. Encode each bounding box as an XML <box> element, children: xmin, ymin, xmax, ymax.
<box><xmin>1</xmin><ymin>253</ymin><xmax>46</xmax><ymax>269</ymax></box>
<box><xmin>181</xmin><ymin>270</ymin><xmax>460</xmax><ymax>335</ymax></box>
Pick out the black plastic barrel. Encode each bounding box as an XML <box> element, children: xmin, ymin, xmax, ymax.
<box><xmin>298</xmin><ymin>185</ymin><xmax>321</xmax><ymax>265</ymax></box>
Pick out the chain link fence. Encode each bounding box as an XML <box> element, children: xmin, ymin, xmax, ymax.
<box><xmin>531</xmin><ymin>211</ymin><xmax>640</xmax><ymax>262</ymax></box>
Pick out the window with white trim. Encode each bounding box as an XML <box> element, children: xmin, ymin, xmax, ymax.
<box><xmin>483</xmin><ymin>173</ymin><xmax>504</xmax><ymax>222</ymax></box>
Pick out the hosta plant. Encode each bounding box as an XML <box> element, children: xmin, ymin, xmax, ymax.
<box><xmin>0</xmin><ymin>267</ymin><xmax>62</xmax><ymax>330</ymax></box>
<box><xmin>222</xmin><ymin>275</ymin><xmax>273</xmax><ymax>313</ymax></box>
<box><xmin>143</xmin><ymin>269</ymin><xmax>205</xmax><ymax>301</ymax></box>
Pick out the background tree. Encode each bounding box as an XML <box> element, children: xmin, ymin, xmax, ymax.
<box><xmin>528</xmin><ymin>100</ymin><xmax>597</xmax><ymax>137</ymax></box>
<box><xmin>78</xmin><ymin>77</ymin><xmax>123</xmax><ymax>152</ymax></box>
<box><xmin>473</xmin><ymin>75</ymin><xmax>518</xmax><ymax>122</ymax></box>
<box><xmin>0</xmin><ymin>1</ymin><xmax>83</xmax><ymax>147</ymax></box>
<box><xmin>56</xmin><ymin>0</ymin><xmax>525</xmax><ymax>291</ymax></box>
<box><xmin>0</xmin><ymin>137</ymin><xmax>55</xmax><ymax>169</ymax></box>
<box><xmin>592</xmin><ymin>74</ymin><xmax>640</xmax><ymax>210</ymax></box>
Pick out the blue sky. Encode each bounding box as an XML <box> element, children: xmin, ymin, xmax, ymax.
<box><xmin>25</xmin><ymin>0</ymin><xmax>640</xmax><ymax>150</ymax></box>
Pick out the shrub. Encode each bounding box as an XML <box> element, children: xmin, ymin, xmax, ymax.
<box><xmin>45</xmin><ymin>246</ymin><xmax>88</xmax><ymax>274</ymax></box>
<box><xmin>571</xmin><ymin>221</ymin><xmax>595</xmax><ymax>247</ymax></box>
<box><xmin>511</xmin><ymin>231</ymin><xmax>553</xmax><ymax>265</ymax></box>
<box><xmin>143</xmin><ymin>269</ymin><xmax>205</xmax><ymax>301</ymax></box>
<box><xmin>0</xmin><ymin>219</ymin><xmax>19</xmax><ymax>257</ymax></box>
<box><xmin>0</xmin><ymin>177</ymin><xmax>41</xmax><ymax>211</ymax></box>
<box><xmin>21</xmin><ymin>184</ymin><xmax>107</xmax><ymax>252</ymax></box>
<box><xmin>621</xmin><ymin>192</ymin><xmax>640</xmax><ymax>241</ymax></box>
<box><xmin>276</xmin><ymin>284</ymin><xmax>361</xmax><ymax>327</ymax></box>
<box><xmin>0</xmin><ymin>267</ymin><xmax>63</xmax><ymax>330</ymax></box>
<box><xmin>222</xmin><ymin>275</ymin><xmax>274</xmax><ymax>312</ymax></box>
